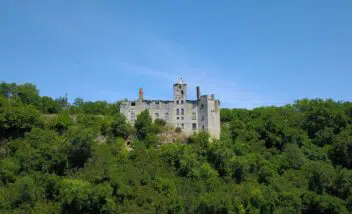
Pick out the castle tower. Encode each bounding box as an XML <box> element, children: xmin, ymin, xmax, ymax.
<box><xmin>197</xmin><ymin>94</ymin><xmax>220</xmax><ymax>139</ymax></box>
<box><xmin>173</xmin><ymin>78</ymin><xmax>187</xmax><ymax>102</ymax></box>
<box><xmin>172</xmin><ymin>78</ymin><xmax>188</xmax><ymax>131</ymax></box>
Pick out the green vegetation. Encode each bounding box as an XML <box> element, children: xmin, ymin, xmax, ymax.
<box><xmin>0</xmin><ymin>82</ymin><xmax>352</xmax><ymax>213</ymax></box>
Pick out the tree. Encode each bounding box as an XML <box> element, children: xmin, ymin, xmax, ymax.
<box><xmin>302</xmin><ymin>191</ymin><xmax>348</xmax><ymax>214</ymax></box>
<box><xmin>332</xmin><ymin>169</ymin><xmax>352</xmax><ymax>200</ymax></box>
<box><xmin>67</xmin><ymin>128</ymin><xmax>96</xmax><ymax>168</ymax></box>
<box><xmin>0</xmin><ymin>82</ymin><xmax>17</xmax><ymax>98</ymax></box>
<box><xmin>0</xmin><ymin>101</ymin><xmax>42</xmax><ymax>139</ymax></box>
<box><xmin>48</xmin><ymin>111</ymin><xmax>74</xmax><ymax>134</ymax></box>
<box><xmin>0</xmin><ymin>158</ymin><xmax>20</xmax><ymax>185</ymax></box>
<box><xmin>134</xmin><ymin>110</ymin><xmax>152</xmax><ymax>140</ymax></box>
<box><xmin>55</xmin><ymin>94</ymin><xmax>69</xmax><ymax>110</ymax></box>
<box><xmin>0</xmin><ymin>176</ymin><xmax>44</xmax><ymax>209</ymax></box>
<box><xmin>60</xmin><ymin>178</ymin><xmax>93</xmax><ymax>213</ymax></box>
<box><xmin>282</xmin><ymin>143</ymin><xmax>306</xmax><ymax>170</ymax></box>
<box><xmin>295</xmin><ymin>99</ymin><xmax>348</xmax><ymax>145</ymax></box>
<box><xmin>40</xmin><ymin>96</ymin><xmax>61</xmax><ymax>114</ymax></box>
<box><xmin>303</xmin><ymin>161</ymin><xmax>336</xmax><ymax>194</ymax></box>
<box><xmin>111</xmin><ymin>113</ymin><xmax>133</xmax><ymax>139</ymax></box>
<box><xmin>329</xmin><ymin>126</ymin><xmax>352</xmax><ymax>169</ymax></box>
<box><xmin>154</xmin><ymin>118</ymin><xmax>166</xmax><ymax>127</ymax></box>
<box><xmin>73</xmin><ymin>98</ymin><xmax>84</xmax><ymax>107</ymax></box>
<box><xmin>12</xmin><ymin>128</ymin><xmax>68</xmax><ymax>175</ymax></box>
<box><xmin>16</xmin><ymin>83</ymin><xmax>41</xmax><ymax>107</ymax></box>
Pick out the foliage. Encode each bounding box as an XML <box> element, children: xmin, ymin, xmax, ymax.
<box><xmin>1</xmin><ymin>82</ymin><xmax>352</xmax><ymax>213</ymax></box>
<box><xmin>134</xmin><ymin>110</ymin><xmax>154</xmax><ymax>140</ymax></box>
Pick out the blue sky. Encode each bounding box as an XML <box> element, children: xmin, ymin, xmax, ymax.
<box><xmin>1</xmin><ymin>1</ymin><xmax>351</xmax><ymax>108</ymax></box>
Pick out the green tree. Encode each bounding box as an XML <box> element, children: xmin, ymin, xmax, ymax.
<box><xmin>16</xmin><ymin>83</ymin><xmax>41</xmax><ymax>107</ymax></box>
<box><xmin>111</xmin><ymin>113</ymin><xmax>133</xmax><ymax>139</ymax></box>
<box><xmin>303</xmin><ymin>161</ymin><xmax>336</xmax><ymax>194</ymax></box>
<box><xmin>0</xmin><ymin>176</ymin><xmax>44</xmax><ymax>210</ymax></box>
<box><xmin>0</xmin><ymin>158</ymin><xmax>20</xmax><ymax>185</ymax></box>
<box><xmin>40</xmin><ymin>96</ymin><xmax>61</xmax><ymax>114</ymax></box>
<box><xmin>302</xmin><ymin>191</ymin><xmax>348</xmax><ymax>214</ymax></box>
<box><xmin>329</xmin><ymin>126</ymin><xmax>352</xmax><ymax>169</ymax></box>
<box><xmin>48</xmin><ymin>111</ymin><xmax>74</xmax><ymax>134</ymax></box>
<box><xmin>60</xmin><ymin>178</ymin><xmax>93</xmax><ymax>213</ymax></box>
<box><xmin>0</xmin><ymin>101</ymin><xmax>42</xmax><ymax>139</ymax></box>
<box><xmin>0</xmin><ymin>82</ymin><xmax>17</xmax><ymax>98</ymax></box>
<box><xmin>134</xmin><ymin>110</ymin><xmax>152</xmax><ymax>140</ymax></box>
<box><xmin>67</xmin><ymin>128</ymin><xmax>96</xmax><ymax>168</ymax></box>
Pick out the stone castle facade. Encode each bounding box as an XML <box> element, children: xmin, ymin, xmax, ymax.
<box><xmin>120</xmin><ymin>79</ymin><xmax>220</xmax><ymax>139</ymax></box>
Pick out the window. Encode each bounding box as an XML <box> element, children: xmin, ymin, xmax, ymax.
<box><xmin>177</xmin><ymin>117</ymin><xmax>179</xmax><ymax>120</ymax></box>
<box><xmin>181</xmin><ymin>117</ymin><xmax>184</xmax><ymax>120</ymax></box>
<box><xmin>155</xmin><ymin>113</ymin><xmax>159</xmax><ymax>118</ymax></box>
<box><xmin>181</xmin><ymin>90</ymin><xmax>184</xmax><ymax>96</ymax></box>
<box><xmin>131</xmin><ymin>112</ymin><xmax>136</xmax><ymax>121</ymax></box>
<box><xmin>177</xmin><ymin>109</ymin><xmax>180</xmax><ymax>115</ymax></box>
<box><xmin>192</xmin><ymin>123</ymin><xmax>197</xmax><ymax>130</ymax></box>
<box><xmin>164</xmin><ymin>103</ymin><xmax>169</xmax><ymax>109</ymax></box>
<box><xmin>176</xmin><ymin>100</ymin><xmax>179</xmax><ymax>104</ymax></box>
<box><xmin>131</xmin><ymin>102</ymin><xmax>136</xmax><ymax>106</ymax></box>
<box><xmin>202</xmin><ymin>125</ymin><xmax>205</xmax><ymax>130</ymax></box>
<box><xmin>181</xmin><ymin>108</ymin><xmax>184</xmax><ymax>115</ymax></box>
<box><xmin>201</xmin><ymin>115</ymin><xmax>205</xmax><ymax>121</ymax></box>
<box><xmin>181</xmin><ymin>100</ymin><xmax>184</xmax><ymax>104</ymax></box>
<box><xmin>155</xmin><ymin>102</ymin><xmax>160</xmax><ymax>109</ymax></box>
<box><xmin>164</xmin><ymin>113</ymin><xmax>169</xmax><ymax>120</ymax></box>
<box><xmin>200</xmin><ymin>104</ymin><xmax>204</xmax><ymax>109</ymax></box>
<box><xmin>192</xmin><ymin>112</ymin><xmax>196</xmax><ymax>120</ymax></box>
<box><xmin>181</xmin><ymin>123</ymin><xmax>184</xmax><ymax>129</ymax></box>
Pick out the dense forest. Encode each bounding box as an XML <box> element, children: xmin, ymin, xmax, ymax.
<box><xmin>0</xmin><ymin>82</ymin><xmax>351</xmax><ymax>213</ymax></box>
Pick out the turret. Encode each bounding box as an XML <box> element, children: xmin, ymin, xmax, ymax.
<box><xmin>173</xmin><ymin>78</ymin><xmax>187</xmax><ymax>101</ymax></box>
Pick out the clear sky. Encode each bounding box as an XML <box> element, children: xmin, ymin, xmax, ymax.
<box><xmin>1</xmin><ymin>1</ymin><xmax>351</xmax><ymax>108</ymax></box>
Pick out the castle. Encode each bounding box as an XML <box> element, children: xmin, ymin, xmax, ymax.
<box><xmin>120</xmin><ymin>78</ymin><xmax>220</xmax><ymax>139</ymax></box>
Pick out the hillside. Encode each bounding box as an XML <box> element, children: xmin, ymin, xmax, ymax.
<box><xmin>0</xmin><ymin>82</ymin><xmax>352</xmax><ymax>213</ymax></box>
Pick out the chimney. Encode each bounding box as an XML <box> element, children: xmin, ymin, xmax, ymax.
<box><xmin>196</xmin><ymin>86</ymin><xmax>200</xmax><ymax>100</ymax></box>
<box><xmin>138</xmin><ymin>88</ymin><xmax>144</xmax><ymax>101</ymax></box>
